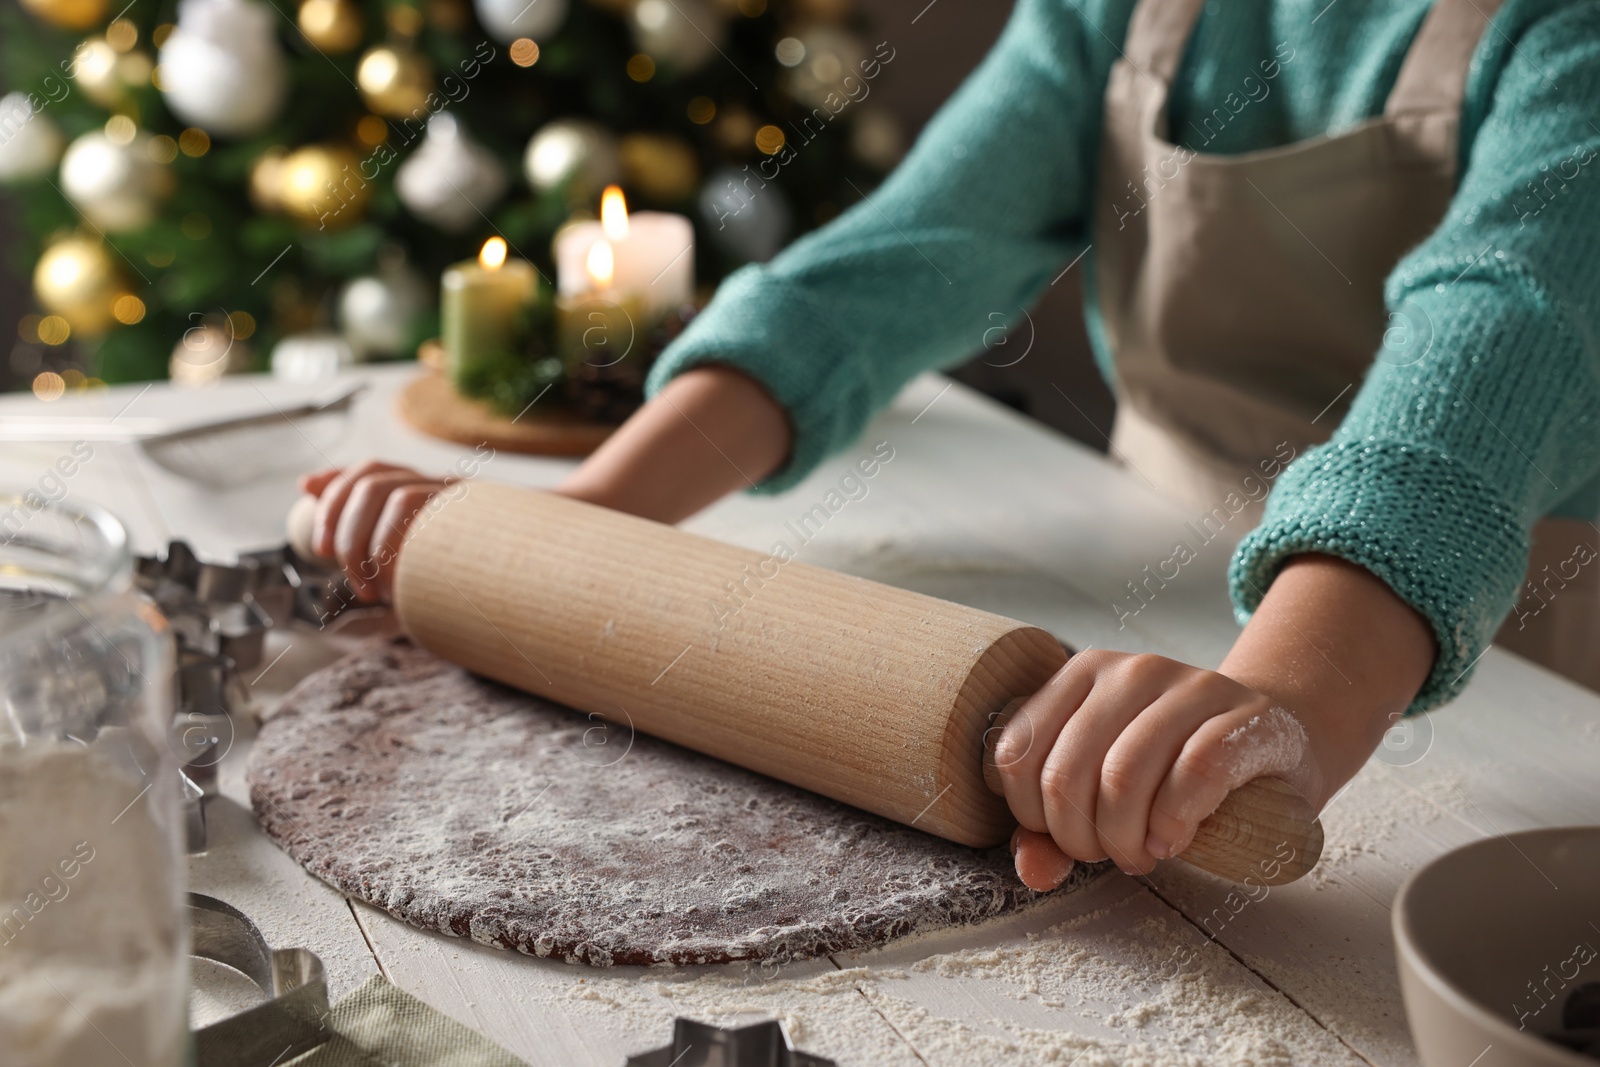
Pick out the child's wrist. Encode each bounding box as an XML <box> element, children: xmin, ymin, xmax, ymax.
<box><xmin>1218</xmin><ymin>665</ymin><xmax>1396</xmax><ymax>810</ymax></box>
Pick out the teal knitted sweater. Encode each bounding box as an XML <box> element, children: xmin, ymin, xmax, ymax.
<box><xmin>645</xmin><ymin>0</ymin><xmax>1600</xmax><ymax>712</ymax></box>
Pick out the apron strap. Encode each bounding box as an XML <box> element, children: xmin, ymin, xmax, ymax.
<box><xmin>1120</xmin><ymin>0</ymin><xmax>1207</xmax><ymax>85</ymax></box>
<box><xmin>1385</xmin><ymin>0</ymin><xmax>1505</xmax><ymax>118</ymax></box>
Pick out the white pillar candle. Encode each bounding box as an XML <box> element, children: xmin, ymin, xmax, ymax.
<box><xmin>554</xmin><ymin>186</ymin><xmax>693</xmax><ymax>320</ymax></box>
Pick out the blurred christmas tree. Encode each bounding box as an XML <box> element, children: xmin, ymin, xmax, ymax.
<box><xmin>0</xmin><ymin>0</ymin><xmax>902</xmax><ymax>389</ymax></box>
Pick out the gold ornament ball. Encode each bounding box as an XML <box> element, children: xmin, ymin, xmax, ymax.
<box><xmin>277</xmin><ymin>144</ymin><xmax>368</xmax><ymax>228</ymax></box>
<box><xmin>714</xmin><ymin>106</ymin><xmax>758</xmax><ymax>155</ymax></box>
<box><xmin>72</xmin><ymin>38</ymin><xmax>126</xmax><ymax>107</ymax></box>
<box><xmin>249</xmin><ymin>148</ymin><xmax>287</xmax><ymax>211</ymax></box>
<box><xmin>357</xmin><ymin>46</ymin><xmax>433</xmax><ymax>118</ymax></box>
<box><xmin>619</xmin><ymin>134</ymin><xmax>700</xmax><ymax>204</ymax></box>
<box><xmin>33</xmin><ymin>235</ymin><xmax>123</xmax><ymax>335</ymax></box>
<box><xmin>19</xmin><ymin>0</ymin><xmax>108</xmax><ymax>31</ymax></box>
<box><xmin>298</xmin><ymin>0</ymin><xmax>364</xmax><ymax>52</ymax></box>
<box><xmin>170</xmin><ymin>323</ymin><xmax>251</xmax><ymax>386</ymax></box>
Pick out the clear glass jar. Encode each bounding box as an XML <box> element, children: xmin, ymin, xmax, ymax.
<box><xmin>0</xmin><ymin>497</ymin><xmax>187</xmax><ymax>1067</ymax></box>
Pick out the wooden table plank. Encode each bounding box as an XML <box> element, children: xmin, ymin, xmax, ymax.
<box><xmin>352</xmin><ymin>901</ymin><xmax>926</xmax><ymax>1067</ymax></box>
<box><xmin>830</xmin><ymin>870</ymin><xmax>1369</xmax><ymax>1066</ymax></box>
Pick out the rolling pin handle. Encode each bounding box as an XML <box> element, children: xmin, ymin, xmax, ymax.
<box><xmin>979</xmin><ymin>695</ymin><xmax>1323</xmax><ymax>886</ymax></box>
<box><xmin>286</xmin><ymin>493</ymin><xmax>324</xmax><ymax>563</ymax></box>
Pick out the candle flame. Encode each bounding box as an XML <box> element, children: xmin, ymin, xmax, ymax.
<box><xmin>600</xmin><ymin>185</ymin><xmax>629</xmax><ymax>241</ymax></box>
<box><xmin>586</xmin><ymin>239</ymin><xmax>615</xmax><ymax>288</ymax></box>
<box><xmin>479</xmin><ymin>236</ymin><xmax>508</xmax><ymax>270</ymax></box>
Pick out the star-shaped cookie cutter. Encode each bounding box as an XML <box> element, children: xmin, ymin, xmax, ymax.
<box><xmin>626</xmin><ymin>1018</ymin><xmax>837</xmax><ymax>1066</ymax></box>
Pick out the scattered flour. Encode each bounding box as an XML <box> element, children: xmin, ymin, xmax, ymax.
<box><xmin>1412</xmin><ymin>772</ymin><xmax>1472</xmax><ymax>818</ymax></box>
<box><xmin>0</xmin><ymin>739</ymin><xmax>187</xmax><ymax>1067</ymax></box>
<box><xmin>532</xmin><ymin>882</ymin><xmax>1365</xmax><ymax>1066</ymax></box>
<box><xmin>1145</xmin><ymin>762</ymin><xmax>1439</xmax><ymax>1066</ymax></box>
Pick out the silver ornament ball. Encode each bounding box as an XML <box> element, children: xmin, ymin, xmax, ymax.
<box><xmin>698</xmin><ymin>166</ymin><xmax>791</xmax><ymax>263</ymax></box>
<box><xmin>523</xmin><ymin>119</ymin><xmax>621</xmax><ymax>198</ymax></box>
<box><xmin>473</xmin><ymin>0</ymin><xmax>567</xmax><ymax>44</ymax></box>
<box><xmin>338</xmin><ymin>265</ymin><xmax>431</xmax><ymax>359</ymax></box>
<box><xmin>396</xmin><ymin>114</ymin><xmax>509</xmax><ymax>232</ymax></box>
<box><xmin>629</xmin><ymin>0</ymin><xmax>726</xmax><ymax>73</ymax></box>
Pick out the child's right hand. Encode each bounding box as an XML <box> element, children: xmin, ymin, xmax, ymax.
<box><xmin>995</xmin><ymin>650</ymin><xmax>1321</xmax><ymax>891</ymax></box>
<box><xmin>299</xmin><ymin>460</ymin><xmax>451</xmax><ymax>603</ymax></box>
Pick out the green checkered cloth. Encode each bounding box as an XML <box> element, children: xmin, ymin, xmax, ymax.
<box><xmin>288</xmin><ymin>974</ymin><xmax>527</xmax><ymax>1067</ymax></box>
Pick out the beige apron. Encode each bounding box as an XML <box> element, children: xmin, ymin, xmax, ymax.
<box><xmin>1096</xmin><ymin>0</ymin><xmax>1600</xmax><ymax>692</ymax></box>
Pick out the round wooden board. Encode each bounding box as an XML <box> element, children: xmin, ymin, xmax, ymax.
<box><xmin>396</xmin><ymin>372</ymin><xmax>617</xmax><ymax>456</ymax></box>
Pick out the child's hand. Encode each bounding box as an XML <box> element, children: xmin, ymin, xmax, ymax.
<box><xmin>994</xmin><ymin>651</ymin><xmax>1320</xmax><ymax>891</ymax></box>
<box><xmin>299</xmin><ymin>460</ymin><xmax>451</xmax><ymax>603</ymax></box>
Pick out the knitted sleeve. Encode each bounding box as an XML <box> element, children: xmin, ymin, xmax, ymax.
<box><xmin>643</xmin><ymin>0</ymin><xmax>1114</xmax><ymax>491</ymax></box>
<box><xmin>1230</xmin><ymin>2</ymin><xmax>1600</xmax><ymax>713</ymax></box>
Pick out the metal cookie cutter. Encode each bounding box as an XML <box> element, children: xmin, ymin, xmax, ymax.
<box><xmin>238</xmin><ymin>542</ymin><xmax>386</xmax><ymax>632</ymax></box>
<box><xmin>138</xmin><ymin>543</ymin><xmax>274</xmax><ymax>854</ymax></box>
<box><xmin>137</xmin><ymin>538</ymin><xmax>371</xmax><ymax>854</ymax></box>
<box><xmin>190</xmin><ymin>893</ymin><xmax>331</xmax><ymax>1067</ymax></box>
<box><xmin>627</xmin><ymin>1018</ymin><xmax>836</xmax><ymax>1066</ymax></box>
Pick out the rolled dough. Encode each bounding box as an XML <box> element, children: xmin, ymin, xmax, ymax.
<box><xmin>248</xmin><ymin>640</ymin><xmax>1099</xmax><ymax>966</ymax></box>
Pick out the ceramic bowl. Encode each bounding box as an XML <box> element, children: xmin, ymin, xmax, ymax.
<box><xmin>1394</xmin><ymin>826</ymin><xmax>1600</xmax><ymax>1067</ymax></box>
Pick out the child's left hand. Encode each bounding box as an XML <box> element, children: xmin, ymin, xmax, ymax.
<box><xmin>994</xmin><ymin>650</ymin><xmax>1322</xmax><ymax>890</ymax></box>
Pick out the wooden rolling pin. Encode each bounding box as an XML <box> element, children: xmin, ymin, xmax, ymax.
<box><xmin>288</xmin><ymin>485</ymin><xmax>1322</xmax><ymax>885</ymax></box>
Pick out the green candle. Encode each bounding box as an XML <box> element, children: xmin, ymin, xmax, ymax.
<box><xmin>556</xmin><ymin>290</ymin><xmax>643</xmax><ymax>374</ymax></box>
<box><xmin>441</xmin><ymin>237</ymin><xmax>539</xmax><ymax>386</ymax></box>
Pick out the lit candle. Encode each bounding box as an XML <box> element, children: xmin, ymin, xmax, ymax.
<box><xmin>557</xmin><ymin>231</ymin><xmax>643</xmax><ymax>379</ymax></box>
<box><xmin>554</xmin><ymin>187</ymin><xmax>693</xmax><ymax>321</ymax></box>
<box><xmin>440</xmin><ymin>236</ymin><xmax>539</xmax><ymax>386</ymax></box>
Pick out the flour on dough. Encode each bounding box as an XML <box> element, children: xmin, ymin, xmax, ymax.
<box><xmin>248</xmin><ymin>640</ymin><xmax>1101</xmax><ymax>966</ymax></box>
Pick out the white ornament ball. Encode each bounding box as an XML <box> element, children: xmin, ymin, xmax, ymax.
<box><xmin>473</xmin><ymin>0</ymin><xmax>567</xmax><ymax>44</ymax></box>
<box><xmin>271</xmin><ymin>332</ymin><xmax>355</xmax><ymax>383</ymax></box>
<box><xmin>699</xmin><ymin>165</ymin><xmax>790</xmax><ymax>263</ymax></box>
<box><xmin>396</xmin><ymin>113</ymin><xmax>508</xmax><ymax>232</ymax></box>
<box><xmin>523</xmin><ymin>119</ymin><xmax>620</xmax><ymax>198</ymax></box>
<box><xmin>60</xmin><ymin>130</ymin><xmax>167</xmax><ymax>232</ymax></box>
<box><xmin>158</xmin><ymin>0</ymin><xmax>289</xmax><ymax>138</ymax></box>
<box><xmin>338</xmin><ymin>265</ymin><xmax>430</xmax><ymax>358</ymax></box>
<box><xmin>0</xmin><ymin>93</ymin><xmax>66</xmax><ymax>183</ymax></box>
<box><xmin>629</xmin><ymin>0</ymin><xmax>725</xmax><ymax>72</ymax></box>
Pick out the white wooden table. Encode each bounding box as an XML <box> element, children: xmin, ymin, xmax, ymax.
<box><xmin>3</xmin><ymin>365</ymin><xmax>1596</xmax><ymax>1066</ymax></box>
